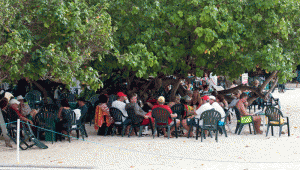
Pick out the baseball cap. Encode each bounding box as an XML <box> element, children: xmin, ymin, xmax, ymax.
<box><xmin>117</xmin><ymin>92</ymin><xmax>127</xmax><ymax>97</ymax></box>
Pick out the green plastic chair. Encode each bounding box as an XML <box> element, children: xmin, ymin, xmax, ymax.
<box><xmin>197</xmin><ymin>109</ymin><xmax>221</xmax><ymax>142</ymax></box>
<box><xmin>125</xmin><ymin>104</ymin><xmax>154</xmax><ymax>137</ymax></box>
<box><xmin>110</xmin><ymin>107</ymin><xmax>130</xmax><ymax>137</ymax></box>
<box><xmin>265</xmin><ymin>106</ymin><xmax>290</xmax><ymax>137</ymax></box>
<box><xmin>25</xmin><ymin>90</ymin><xmax>43</xmax><ymax>109</ymax></box>
<box><xmin>151</xmin><ymin>108</ymin><xmax>175</xmax><ymax>139</ymax></box>
<box><xmin>35</xmin><ymin>109</ymin><xmax>57</xmax><ymax>143</ymax></box>
<box><xmin>233</xmin><ymin>107</ymin><xmax>256</xmax><ymax>135</ymax></box>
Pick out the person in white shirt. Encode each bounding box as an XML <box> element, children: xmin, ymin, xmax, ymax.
<box><xmin>209</xmin><ymin>95</ymin><xmax>226</xmax><ymax>122</ymax></box>
<box><xmin>111</xmin><ymin>92</ymin><xmax>130</xmax><ymax>123</ymax></box>
<box><xmin>181</xmin><ymin>95</ymin><xmax>212</xmax><ymax>137</ymax></box>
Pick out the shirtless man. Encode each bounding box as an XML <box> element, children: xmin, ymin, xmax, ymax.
<box><xmin>236</xmin><ymin>93</ymin><xmax>263</xmax><ymax>134</ymax></box>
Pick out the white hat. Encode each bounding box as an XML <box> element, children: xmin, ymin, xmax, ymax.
<box><xmin>185</xmin><ymin>96</ymin><xmax>191</xmax><ymax>101</ymax></box>
<box><xmin>17</xmin><ymin>95</ymin><xmax>24</xmax><ymax>100</ymax></box>
<box><xmin>4</xmin><ymin>92</ymin><xmax>14</xmax><ymax>101</ymax></box>
<box><xmin>209</xmin><ymin>95</ymin><xmax>216</xmax><ymax>100</ymax></box>
<box><xmin>9</xmin><ymin>99</ymin><xmax>20</xmax><ymax>105</ymax></box>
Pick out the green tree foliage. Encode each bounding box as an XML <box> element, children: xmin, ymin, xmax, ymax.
<box><xmin>103</xmin><ymin>0</ymin><xmax>300</xmax><ymax>83</ymax></box>
<box><xmin>0</xmin><ymin>0</ymin><xmax>113</xmax><ymax>90</ymax></box>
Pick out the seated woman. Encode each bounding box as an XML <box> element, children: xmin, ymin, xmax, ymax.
<box><xmin>0</xmin><ymin>98</ymin><xmax>12</xmax><ymax>147</ymax></box>
<box><xmin>56</xmin><ymin>99</ymin><xmax>72</xmax><ymax>140</ymax></box>
<box><xmin>7</xmin><ymin>99</ymin><xmax>33</xmax><ymax>125</ymax></box>
<box><xmin>17</xmin><ymin>95</ymin><xmax>38</xmax><ymax>121</ymax></box>
<box><xmin>95</xmin><ymin>94</ymin><xmax>114</xmax><ymax>135</ymax></box>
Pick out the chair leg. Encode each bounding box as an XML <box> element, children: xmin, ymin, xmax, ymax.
<box><xmin>104</xmin><ymin>127</ymin><xmax>109</xmax><ymax>136</ymax></box>
<box><xmin>111</xmin><ymin>126</ymin><xmax>116</xmax><ymax>136</ymax></box>
<box><xmin>235</xmin><ymin>123</ymin><xmax>240</xmax><ymax>134</ymax></box>
<box><xmin>187</xmin><ymin>125</ymin><xmax>193</xmax><ymax>138</ymax></box>
<box><xmin>134</xmin><ymin>127</ymin><xmax>138</xmax><ymax>136</ymax></box>
<box><xmin>153</xmin><ymin>126</ymin><xmax>156</xmax><ymax>139</ymax></box>
<box><xmin>128</xmin><ymin>126</ymin><xmax>133</xmax><ymax>138</ymax></box>
<box><xmin>287</xmin><ymin>122</ymin><xmax>290</xmax><ymax>136</ymax></box>
<box><xmin>238</xmin><ymin>124</ymin><xmax>244</xmax><ymax>135</ymax></box>
<box><xmin>157</xmin><ymin>128</ymin><xmax>160</xmax><ymax>137</ymax></box>
<box><xmin>167</xmin><ymin>126</ymin><xmax>170</xmax><ymax>139</ymax></box>
<box><xmin>201</xmin><ymin>129</ymin><xmax>204</xmax><ymax>142</ymax></box>
<box><xmin>121</xmin><ymin>125</ymin><xmax>126</xmax><ymax>137</ymax></box>
<box><xmin>266</xmin><ymin>125</ymin><xmax>270</xmax><ymax>137</ymax></box>
<box><xmin>279</xmin><ymin>126</ymin><xmax>282</xmax><ymax>137</ymax></box>
<box><xmin>138</xmin><ymin>126</ymin><xmax>143</xmax><ymax>137</ymax></box>
<box><xmin>76</xmin><ymin>130</ymin><xmax>79</xmax><ymax>139</ymax></box>
<box><xmin>222</xmin><ymin>126</ymin><xmax>227</xmax><ymax>137</ymax></box>
<box><xmin>216</xmin><ymin>128</ymin><xmax>218</xmax><ymax>142</ymax></box>
<box><xmin>271</xmin><ymin>126</ymin><xmax>274</xmax><ymax>136</ymax></box>
<box><xmin>83</xmin><ymin>126</ymin><xmax>88</xmax><ymax>137</ymax></box>
<box><xmin>249</xmin><ymin>124</ymin><xmax>252</xmax><ymax>134</ymax></box>
<box><xmin>196</xmin><ymin>126</ymin><xmax>200</xmax><ymax>140</ymax></box>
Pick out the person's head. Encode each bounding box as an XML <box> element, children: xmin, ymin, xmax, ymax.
<box><xmin>209</xmin><ymin>95</ymin><xmax>216</xmax><ymax>104</ymax></box>
<box><xmin>204</xmin><ymin>73</ymin><xmax>208</xmax><ymax>77</ymax></box>
<box><xmin>203</xmin><ymin>85</ymin><xmax>208</xmax><ymax>91</ymax></box>
<box><xmin>98</xmin><ymin>94</ymin><xmax>108</xmax><ymax>104</ymax></box>
<box><xmin>4</xmin><ymin>92</ymin><xmax>13</xmax><ymax>101</ymax></box>
<box><xmin>201</xmin><ymin>95</ymin><xmax>210</xmax><ymax>104</ymax></box>
<box><xmin>17</xmin><ymin>95</ymin><xmax>25</xmax><ymax>104</ymax></box>
<box><xmin>157</xmin><ymin>96</ymin><xmax>165</xmax><ymax>105</ymax></box>
<box><xmin>61</xmin><ymin>98</ymin><xmax>70</xmax><ymax>107</ymax></box>
<box><xmin>185</xmin><ymin>96</ymin><xmax>192</xmax><ymax>105</ymax></box>
<box><xmin>175</xmin><ymin>95</ymin><xmax>181</xmax><ymax>104</ymax></box>
<box><xmin>233</xmin><ymin>90</ymin><xmax>242</xmax><ymax>98</ymax></box>
<box><xmin>77</xmin><ymin>97</ymin><xmax>86</xmax><ymax>107</ymax></box>
<box><xmin>193</xmin><ymin>89</ymin><xmax>199</xmax><ymax>96</ymax></box>
<box><xmin>0</xmin><ymin>98</ymin><xmax>8</xmax><ymax>110</ymax></box>
<box><xmin>240</xmin><ymin>93</ymin><xmax>248</xmax><ymax>102</ymax></box>
<box><xmin>187</xmin><ymin>90</ymin><xmax>193</xmax><ymax>98</ymax></box>
<box><xmin>254</xmin><ymin>80</ymin><xmax>259</xmax><ymax>86</ymax></box>
<box><xmin>129</xmin><ymin>93</ymin><xmax>138</xmax><ymax>103</ymax></box>
<box><xmin>216</xmin><ymin>95</ymin><xmax>225</xmax><ymax>103</ymax></box>
<box><xmin>169</xmin><ymin>96</ymin><xmax>176</xmax><ymax>103</ymax></box>
<box><xmin>9</xmin><ymin>99</ymin><xmax>20</xmax><ymax>110</ymax></box>
<box><xmin>117</xmin><ymin>92</ymin><xmax>127</xmax><ymax>101</ymax></box>
<box><xmin>202</xmin><ymin>80</ymin><xmax>207</xmax><ymax>85</ymax></box>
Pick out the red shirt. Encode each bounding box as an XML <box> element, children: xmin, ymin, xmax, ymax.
<box><xmin>152</xmin><ymin>104</ymin><xmax>173</xmax><ymax>124</ymax></box>
<box><xmin>10</xmin><ymin>106</ymin><xmax>25</xmax><ymax>119</ymax></box>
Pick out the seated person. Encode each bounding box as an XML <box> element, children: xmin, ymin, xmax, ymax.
<box><xmin>182</xmin><ymin>96</ymin><xmax>195</xmax><ymax>118</ymax></box>
<box><xmin>201</xmin><ymin>85</ymin><xmax>210</xmax><ymax>95</ymax></box>
<box><xmin>126</xmin><ymin>93</ymin><xmax>154</xmax><ymax>127</ymax></box>
<box><xmin>17</xmin><ymin>95</ymin><xmax>38</xmax><ymax>121</ymax></box>
<box><xmin>77</xmin><ymin>97</ymin><xmax>88</xmax><ymax>120</ymax></box>
<box><xmin>191</xmin><ymin>89</ymin><xmax>202</xmax><ymax>107</ymax></box>
<box><xmin>167</xmin><ymin>96</ymin><xmax>176</xmax><ymax>108</ymax></box>
<box><xmin>236</xmin><ymin>93</ymin><xmax>262</xmax><ymax>134</ymax></box>
<box><xmin>216</xmin><ymin>95</ymin><xmax>228</xmax><ymax>109</ymax></box>
<box><xmin>228</xmin><ymin>90</ymin><xmax>241</xmax><ymax>108</ymax></box>
<box><xmin>181</xmin><ymin>95</ymin><xmax>212</xmax><ymax>137</ymax></box>
<box><xmin>0</xmin><ymin>98</ymin><xmax>12</xmax><ymax>147</ymax></box>
<box><xmin>152</xmin><ymin>96</ymin><xmax>178</xmax><ymax>138</ymax></box>
<box><xmin>209</xmin><ymin>96</ymin><xmax>226</xmax><ymax>123</ymax></box>
<box><xmin>56</xmin><ymin>99</ymin><xmax>72</xmax><ymax>139</ymax></box>
<box><xmin>7</xmin><ymin>99</ymin><xmax>33</xmax><ymax>125</ymax></box>
<box><xmin>111</xmin><ymin>92</ymin><xmax>130</xmax><ymax>124</ymax></box>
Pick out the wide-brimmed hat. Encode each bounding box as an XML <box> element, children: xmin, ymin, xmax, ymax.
<box><xmin>9</xmin><ymin>99</ymin><xmax>20</xmax><ymax>105</ymax></box>
<box><xmin>17</xmin><ymin>95</ymin><xmax>24</xmax><ymax>100</ymax></box>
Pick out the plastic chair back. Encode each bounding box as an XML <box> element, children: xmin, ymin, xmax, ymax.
<box><xmin>110</xmin><ymin>107</ymin><xmax>125</xmax><ymax>123</ymax></box>
<box><xmin>171</xmin><ymin>104</ymin><xmax>184</xmax><ymax>119</ymax></box>
<box><xmin>126</xmin><ymin>104</ymin><xmax>142</xmax><ymax>124</ymax></box>
<box><xmin>265</xmin><ymin>106</ymin><xmax>282</xmax><ymax>123</ymax></box>
<box><xmin>152</xmin><ymin>108</ymin><xmax>170</xmax><ymax>126</ymax></box>
<box><xmin>88</xmin><ymin>94</ymin><xmax>100</xmax><ymax>106</ymax></box>
<box><xmin>200</xmin><ymin>109</ymin><xmax>221</xmax><ymax>129</ymax></box>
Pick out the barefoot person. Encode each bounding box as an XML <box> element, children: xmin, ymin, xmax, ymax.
<box><xmin>236</xmin><ymin>93</ymin><xmax>263</xmax><ymax>134</ymax></box>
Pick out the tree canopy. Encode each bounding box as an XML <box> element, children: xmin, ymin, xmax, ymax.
<box><xmin>0</xmin><ymin>0</ymin><xmax>113</xmax><ymax>90</ymax></box>
<box><xmin>1</xmin><ymin>0</ymin><xmax>300</xmax><ymax>102</ymax></box>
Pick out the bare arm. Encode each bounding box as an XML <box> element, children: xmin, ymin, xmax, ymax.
<box><xmin>58</xmin><ymin>107</ymin><xmax>63</xmax><ymax>119</ymax></box>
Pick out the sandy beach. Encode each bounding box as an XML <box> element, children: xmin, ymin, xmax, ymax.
<box><xmin>1</xmin><ymin>87</ymin><xmax>300</xmax><ymax>170</ymax></box>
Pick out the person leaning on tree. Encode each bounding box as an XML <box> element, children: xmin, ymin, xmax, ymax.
<box><xmin>235</xmin><ymin>93</ymin><xmax>263</xmax><ymax>134</ymax></box>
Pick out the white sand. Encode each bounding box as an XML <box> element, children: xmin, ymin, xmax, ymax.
<box><xmin>1</xmin><ymin>88</ymin><xmax>300</xmax><ymax>169</ymax></box>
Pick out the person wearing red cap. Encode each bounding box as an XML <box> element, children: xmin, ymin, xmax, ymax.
<box><xmin>181</xmin><ymin>95</ymin><xmax>212</xmax><ymax>137</ymax></box>
<box><xmin>111</xmin><ymin>92</ymin><xmax>130</xmax><ymax>122</ymax></box>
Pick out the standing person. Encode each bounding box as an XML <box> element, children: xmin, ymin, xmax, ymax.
<box><xmin>216</xmin><ymin>95</ymin><xmax>228</xmax><ymax>109</ymax></box>
<box><xmin>235</xmin><ymin>93</ymin><xmax>263</xmax><ymax>134</ymax></box>
<box><xmin>0</xmin><ymin>98</ymin><xmax>12</xmax><ymax>147</ymax></box>
<box><xmin>191</xmin><ymin>89</ymin><xmax>202</xmax><ymax>107</ymax></box>
<box><xmin>95</xmin><ymin>94</ymin><xmax>114</xmax><ymax>135</ymax></box>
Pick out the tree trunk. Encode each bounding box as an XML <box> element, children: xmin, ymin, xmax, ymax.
<box><xmin>169</xmin><ymin>78</ymin><xmax>181</xmax><ymax>100</ymax></box>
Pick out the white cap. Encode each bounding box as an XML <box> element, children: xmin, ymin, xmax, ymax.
<box><xmin>4</xmin><ymin>92</ymin><xmax>14</xmax><ymax>101</ymax></box>
<box><xmin>9</xmin><ymin>99</ymin><xmax>20</xmax><ymax>105</ymax></box>
<box><xmin>17</xmin><ymin>95</ymin><xmax>24</xmax><ymax>100</ymax></box>
<box><xmin>209</xmin><ymin>95</ymin><xmax>216</xmax><ymax>100</ymax></box>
